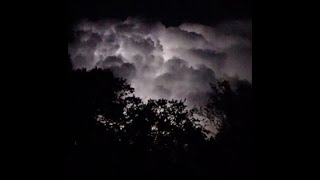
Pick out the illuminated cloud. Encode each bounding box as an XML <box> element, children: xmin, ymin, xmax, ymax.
<box><xmin>68</xmin><ymin>17</ymin><xmax>252</xmax><ymax>106</ymax></box>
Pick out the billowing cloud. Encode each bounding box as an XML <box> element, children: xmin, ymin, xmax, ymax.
<box><xmin>68</xmin><ymin>17</ymin><xmax>252</xmax><ymax>106</ymax></box>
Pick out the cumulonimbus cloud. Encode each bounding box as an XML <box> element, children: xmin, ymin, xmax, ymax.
<box><xmin>68</xmin><ymin>17</ymin><xmax>252</xmax><ymax>107</ymax></box>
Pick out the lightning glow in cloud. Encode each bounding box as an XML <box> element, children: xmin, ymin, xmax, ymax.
<box><xmin>68</xmin><ymin>17</ymin><xmax>252</xmax><ymax>107</ymax></box>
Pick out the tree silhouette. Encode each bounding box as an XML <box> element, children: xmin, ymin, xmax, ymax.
<box><xmin>204</xmin><ymin>80</ymin><xmax>253</xmax><ymax>180</ymax></box>
<box><xmin>65</xmin><ymin>55</ymin><xmax>253</xmax><ymax>180</ymax></box>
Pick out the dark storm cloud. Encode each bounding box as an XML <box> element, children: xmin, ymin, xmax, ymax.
<box><xmin>68</xmin><ymin>17</ymin><xmax>252</xmax><ymax>106</ymax></box>
<box><xmin>189</xmin><ymin>49</ymin><xmax>226</xmax><ymax>62</ymax></box>
<box><xmin>110</xmin><ymin>63</ymin><xmax>136</xmax><ymax>80</ymax></box>
<box><xmin>95</xmin><ymin>56</ymin><xmax>124</xmax><ymax>68</ymax></box>
<box><xmin>122</xmin><ymin>36</ymin><xmax>156</xmax><ymax>56</ymax></box>
<box><xmin>188</xmin><ymin>49</ymin><xmax>227</xmax><ymax>68</ymax></box>
<box><xmin>114</xmin><ymin>23</ymin><xmax>135</xmax><ymax>34</ymax></box>
<box><xmin>216</xmin><ymin>20</ymin><xmax>252</xmax><ymax>40</ymax></box>
<box><xmin>164</xmin><ymin>57</ymin><xmax>188</xmax><ymax>72</ymax></box>
<box><xmin>153</xmin><ymin>58</ymin><xmax>217</xmax><ymax>105</ymax></box>
<box><xmin>153</xmin><ymin>85</ymin><xmax>171</xmax><ymax>99</ymax></box>
<box><xmin>95</xmin><ymin>56</ymin><xmax>136</xmax><ymax>80</ymax></box>
<box><xmin>72</xmin><ymin>54</ymin><xmax>90</xmax><ymax>69</ymax></box>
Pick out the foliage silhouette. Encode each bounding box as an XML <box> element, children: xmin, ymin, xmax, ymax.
<box><xmin>65</xmin><ymin>56</ymin><xmax>253</xmax><ymax>180</ymax></box>
<box><xmin>204</xmin><ymin>80</ymin><xmax>253</xmax><ymax>180</ymax></box>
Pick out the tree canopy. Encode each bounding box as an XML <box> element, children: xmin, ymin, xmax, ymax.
<box><xmin>65</xmin><ymin>56</ymin><xmax>253</xmax><ymax>180</ymax></box>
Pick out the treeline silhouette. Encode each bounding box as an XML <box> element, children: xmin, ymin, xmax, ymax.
<box><xmin>65</xmin><ymin>56</ymin><xmax>253</xmax><ymax>180</ymax></box>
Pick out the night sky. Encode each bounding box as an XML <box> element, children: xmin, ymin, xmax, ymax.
<box><xmin>68</xmin><ymin>0</ymin><xmax>252</xmax><ymax>26</ymax></box>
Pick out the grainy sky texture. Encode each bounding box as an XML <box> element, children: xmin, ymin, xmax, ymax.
<box><xmin>68</xmin><ymin>17</ymin><xmax>251</xmax><ymax>106</ymax></box>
